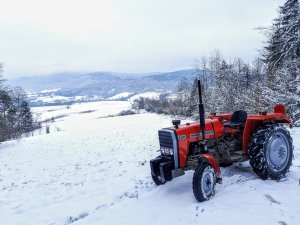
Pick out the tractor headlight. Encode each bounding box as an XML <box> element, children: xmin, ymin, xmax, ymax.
<box><xmin>160</xmin><ymin>147</ymin><xmax>174</xmax><ymax>155</ymax></box>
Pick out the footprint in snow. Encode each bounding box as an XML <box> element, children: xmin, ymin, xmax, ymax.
<box><xmin>119</xmin><ymin>191</ymin><xmax>139</xmax><ymax>200</ymax></box>
<box><xmin>264</xmin><ymin>194</ymin><xmax>281</xmax><ymax>204</ymax></box>
<box><xmin>138</xmin><ymin>160</ymin><xmax>147</xmax><ymax>166</ymax></box>
<box><xmin>134</xmin><ymin>179</ymin><xmax>153</xmax><ymax>192</ymax></box>
<box><xmin>95</xmin><ymin>204</ymin><xmax>108</xmax><ymax>211</ymax></box>
<box><xmin>194</xmin><ymin>206</ymin><xmax>205</xmax><ymax>220</ymax></box>
<box><xmin>195</xmin><ymin>206</ymin><xmax>205</xmax><ymax>213</ymax></box>
<box><xmin>64</xmin><ymin>212</ymin><xmax>89</xmax><ymax>225</ymax></box>
<box><xmin>216</xmin><ymin>174</ymin><xmax>249</xmax><ymax>191</ymax></box>
<box><xmin>278</xmin><ymin>221</ymin><xmax>287</xmax><ymax>225</ymax></box>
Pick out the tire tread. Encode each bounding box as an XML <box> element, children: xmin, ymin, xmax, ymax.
<box><xmin>248</xmin><ymin>124</ymin><xmax>293</xmax><ymax>180</ymax></box>
<box><xmin>192</xmin><ymin>162</ymin><xmax>216</xmax><ymax>202</ymax></box>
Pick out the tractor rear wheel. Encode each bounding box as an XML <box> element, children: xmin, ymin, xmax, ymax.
<box><xmin>249</xmin><ymin>124</ymin><xmax>293</xmax><ymax>180</ymax></box>
<box><xmin>193</xmin><ymin>162</ymin><xmax>216</xmax><ymax>202</ymax></box>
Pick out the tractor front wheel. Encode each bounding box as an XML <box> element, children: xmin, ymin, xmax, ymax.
<box><xmin>192</xmin><ymin>162</ymin><xmax>216</xmax><ymax>202</ymax></box>
<box><xmin>249</xmin><ymin>124</ymin><xmax>293</xmax><ymax>180</ymax></box>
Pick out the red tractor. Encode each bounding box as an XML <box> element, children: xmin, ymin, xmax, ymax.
<box><xmin>150</xmin><ymin>80</ymin><xmax>294</xmax><ymax>202</ymax></box>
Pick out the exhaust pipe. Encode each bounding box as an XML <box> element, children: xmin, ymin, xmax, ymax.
<box><xmin>197</xmin><ymin>80</ymin><xmax>208</xmax><ymax>152</ymax></box>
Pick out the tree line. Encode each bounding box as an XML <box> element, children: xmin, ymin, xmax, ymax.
<box><xmin>133</xmin><ymin>0</ymin><xmax>300</xmax><ymax>126</ymax></box>
<box><xmin>133</xmin><ymin>54</ymin><xmax>272</xmax><ymax>118</ymax></box>
<box><xmin>0</xmin><ymin>64</ymin><xmax>37</xmax><ymax>142</ymax></box>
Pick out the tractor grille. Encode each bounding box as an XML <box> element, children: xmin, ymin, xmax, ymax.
<box><xmin>158</xmin><ymin>129</ymin><xmax>179</xmax><ymax>169</ymax></box>
<box><xmin>158</xmin><ymin>130</ymin><xmax>174</xmax><ymax>148</ymax></box>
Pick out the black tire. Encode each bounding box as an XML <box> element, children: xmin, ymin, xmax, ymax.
<box><xmin>152</xmin><ymin>175</ymin><xmax>165</xmax><ymax>185</ymax></box>
<box><xmin>249</xmin><ymin>124</ymin><xmax>293</xmax><ymax>180</ymax></box>
<box><xmin>151</xmin><ymin>156</ymin><xmax>165</xmax><ymax>186</ymax></box>
<box><xmin>193</xmin><ymin>162</ymin><xmax>216</xmax><ymax>202</ymax></box>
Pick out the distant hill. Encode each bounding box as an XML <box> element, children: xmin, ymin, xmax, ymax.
<box><xmin>9</xmin><ymin>69</ymin><xmax>198</xmax><ymax>99</ymax></box>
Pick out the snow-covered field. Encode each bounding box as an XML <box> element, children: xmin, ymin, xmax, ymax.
<box><xmin>107</xmin><ymin>92</ymin><xmax>134</xmax><ymax>100</ymax></box>
<box><xmin>0</xmin><ymin>101</ymin><xmax>299</xmax><ymax>225</ymax></box>
<box><xmin>128</xmin><ymin>92</ymin><xmax>161</xmax><ymax>102</ymax></box>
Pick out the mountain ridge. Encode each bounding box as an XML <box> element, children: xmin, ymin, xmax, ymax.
<box><xmin>10</xmin><ymin>69</ymin><xmax>197</xmax><ymax>93</ymax></box>
<box><xmin>9</xmin><ymin>69</ymin><xmax>198</xmax><ymax>105</ymax></box>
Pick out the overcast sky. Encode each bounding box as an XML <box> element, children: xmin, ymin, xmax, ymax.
<box><xmin>0</xmin><ymin>0</ymin><xmax>284</xmax><ymax>78</ymax></box>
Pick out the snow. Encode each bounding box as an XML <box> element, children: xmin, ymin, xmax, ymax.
<box><xmin>32</xmin><ymin>95</ymin><xmax>104</xmax><ymax>104</ymax></box>
<box><xmin>128</xmin><ymin>92</ymin><xmax>161</xmax><ymax>102</ymax></box>
<box><xmin>0</xmin><ymin>101</ymin><xmax>300</xmax><ymax>225</ymax></box>
<box><xmin>166</xmin><ymin>93</ymin><xmax>179</xmax><ymax>100</ymax></box>
<box><xmin>39</xmin><ymin>88</ymin><xmax>61</xmax><ymax>94</ymax></box>
<box><xmin>72</xmin><ymin>96</ymin><xmax>103</xmax><ymax>101</ymax></box>
<box><xmin>35</xmin><ymin>95</ymin><xmax>71</xmax><ymax>103</ymax></box>
<box><xmin>27</xmin><ymin>88</ymin><xmax>104</xmax><ymax>105</ymax></box>
<box><xmin>25</xmin><ymin>89</ymin><xmax>38</xmax><ymax>98</ymax></box>
<box><xmin>107</xmin><ymin>92</ymin><xmax>134</xmax><ymax>100</ymax></box>
<box><xmin>31</xmin><ymin>101</ymin><xmax>131</xmax><ymax>121</ymax></box>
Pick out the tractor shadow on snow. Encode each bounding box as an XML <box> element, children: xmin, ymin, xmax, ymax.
<box><xmin>218</xmin><ymin>161</ymin><xmax>260</xmax><ymax>191</ymax></box>
<box><xmin>156</xmin><ymin>162</ymin><xmax>258</xmax><ymax>196</ymax></box>
<box><xmin>221</xmin><ymin>161</ymin><xmax>257</xmax><ymax>178</ymax></box>
<box><xmin>155</xmin><ymin>171</ymin><xmax>194</xmax><ymax>196</ymax></box>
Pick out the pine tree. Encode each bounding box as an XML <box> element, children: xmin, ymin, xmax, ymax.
<box><xmin>0</xmin><ymin>66</ymin><xmax>36</xmax><ymax>141</ymax></box>
<box><xmin>20</xmin><ymin>100</ymin><xmax>33</xmax><ymax>133</ymax></box>
<box><xmin>263</xmin><ymin>0</ymin><xmax>300</xmax><ymax>74</ymax></box>
<box><xmin>0</xmin><ymin>90</ymin><xmax>12</xmax><ymax>141</ymax></box>
<box><xmin>262</xmin><ymin>0</ymin><xmax>300</xmax><ymax>125</ymax></box>
<box><xmin>6</xmin><ymin>105</ymin><xmax>17</xmax><ymax>139</ymax></box>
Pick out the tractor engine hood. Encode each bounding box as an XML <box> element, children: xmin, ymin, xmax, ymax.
<box><xmin>167</xmin><ymin>119</ymin><xmax>224</xmax><ymax>141</ymax></box>
<box><xmin>159</xmin><ymin>119</ymin><xmax>224</xmax><ymax>169</ymax></box>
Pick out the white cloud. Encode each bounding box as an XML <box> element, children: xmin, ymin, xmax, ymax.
<box><xmin>0</xmin><ymin>0</ymin><xmax>285</xmax><ymax>78</ymax></box>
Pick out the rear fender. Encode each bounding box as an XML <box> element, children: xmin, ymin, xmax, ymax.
<box><xmin>274</xmin><ymin>104</ymin><xmax>286</xmax><ymax>115</ymax></box>
<box><xmin>242</xmin><ymin>105</ymin><xmax>292</xmax><ymax>152</ymax></box>
<box><xmin>274</xmin><ymin>104</ymin><xmax>292</xmax><ymax>127</ymax></box>
<box><xmin>198</xmin><ymin>153</ymin><xmax>221</xmax><ymax>178</ymax></box>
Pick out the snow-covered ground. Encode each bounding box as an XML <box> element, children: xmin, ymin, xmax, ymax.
<box><xmin>128</xmin><ymin>92</ymin><xmax>161</xmax><ymax>102</ymax></box>
<box><xmin>26</xmin><ymin>87</ymin><xmax>162</xmax><ymax>106</ymax></box>
<box><xmin>26</xmin><ymin>89</ymin><xmax>105</xmax><ymax>105</ymax></box>
<box><xmin>0</xmin><ymin>101</ymin><xmax>299</xmax><ymax>225</ymax></box>
<box><xmin>31</xmin><ymin>101</ymin><xmax>131</xmax><ymax>121</ymax></box>
<box><xmin>107</xmin><ymin>92</ymin><xmax>134</xmax><ymax>100</ymax></box>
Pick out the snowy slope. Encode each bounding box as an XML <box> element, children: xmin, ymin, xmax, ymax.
<box><xmin>107</xmin><ymin>92</ymin><xmax>134</xmax><ymax>100</ymax></box>
<box><xmin>0</xmin><ymin>102</ymin><xmax>299</xmax><ymax>225</ymax></box>
<box><xmin>128</xmin><ymin>92</ymin><xmax>161</xmax><ymax>102</ymax></box>
<box><xmin>39</xmin><ymin>88</ymin><xmax>61</xmax><ymax>94</ymax></box>
<box><xmin>31</xmin><ymin>101</ymin><xmax>130</xmax><ymax>121</ymax></box>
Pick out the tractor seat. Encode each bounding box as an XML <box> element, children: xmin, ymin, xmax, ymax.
<box><xmin>224</xmin><ymin>110</ymin><xmax>247</xmax><ymax>128</ymax></box>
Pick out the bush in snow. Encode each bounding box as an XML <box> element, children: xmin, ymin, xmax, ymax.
<box><xmin>117</xmin><ymin>110</ymin><xmax>137</xmax><ymax>116</ymax></box>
